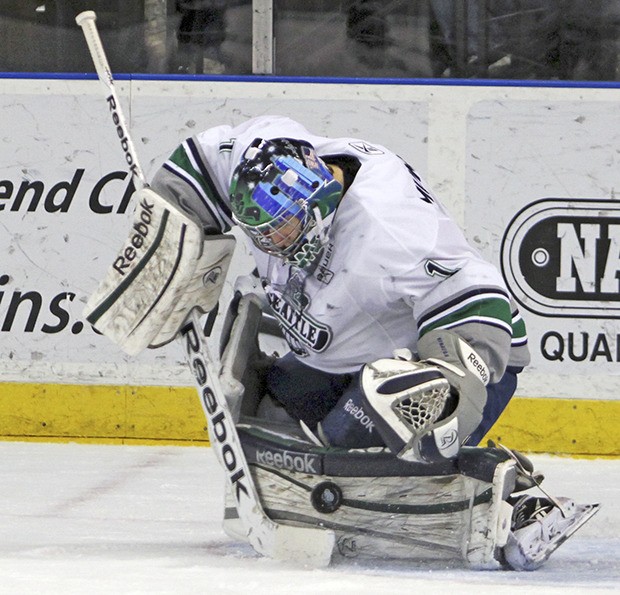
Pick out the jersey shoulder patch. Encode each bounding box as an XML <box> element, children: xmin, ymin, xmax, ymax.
<box><xmin>349</xmin><ymin>141</ymin><xmax>384</xmax><ymax>155</ymax></box>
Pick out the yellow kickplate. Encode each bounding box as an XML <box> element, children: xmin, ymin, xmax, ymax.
<box><xmin>0</xmin><ymin>383</ymin><xmax>617</xmax><ymax>456</ymax></box>
<box><xmin>482</xmin><ymin>397</ymin><xmax>620</xmax><ymax>457</ymax></box>
<box><xmin>0</xmin><ymin>382</ymin><xmax>209</xmax><ymax>446</ymax></box>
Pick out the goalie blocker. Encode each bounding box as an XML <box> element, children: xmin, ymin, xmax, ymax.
<box><xmin>84</xmin><ymin>188</ymin><xmax>236</xmax><ymax>355</ymax></box>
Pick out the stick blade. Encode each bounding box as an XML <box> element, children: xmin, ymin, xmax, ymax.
<box><xmin>270</xmin><ymin>523</ymin><xmax>336</xmax><ymax>568</ymax></box>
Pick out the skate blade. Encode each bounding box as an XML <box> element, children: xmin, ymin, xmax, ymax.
<box><xmin>545</xmin><ymin>502</ymin><xmax>600</xmax><ymax>555</ymax></box>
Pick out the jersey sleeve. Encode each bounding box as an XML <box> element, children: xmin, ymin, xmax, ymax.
<box><xmin>413</xmin><ymin>264</ymin><xmax>516</xmax><ymax>383</ymax></box>
<box><xmin>150</xmin><ymin>129</ymin><xmax>235</xmax><ymax>235</ymax></box>
<box><xmin>362</xmin><ymin>157</ymin><xmax>528</xmax><ymax>383</ymax></box>
<box><xmin>149</xmin><ymin>115</ymin><xmax>326</xmax><ymax>235</ymax></box>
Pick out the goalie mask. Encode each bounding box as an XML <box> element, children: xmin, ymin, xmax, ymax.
<box><xmin>229</xmin><ymin>138</ymin><xmax>343</xmax><ymax>269</ymax></box>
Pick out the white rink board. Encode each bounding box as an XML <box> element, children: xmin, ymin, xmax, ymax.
<box><xmin>466</xmin><ymin>98</ymin><xmax>620</xmax><ymax>400</ymax></box>
<box><xmin>1</xmin><ymin>76</ymin><xmax>619</xmax><ymax>401</ymax></box>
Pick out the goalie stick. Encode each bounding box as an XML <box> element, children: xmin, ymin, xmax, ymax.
<box><xmin>75</xmin><ymin>10</ymin><xmax>336</xmax><ymax>567</ymax></box>
<box><xmin>75</xmin><ymin>11</ymin><xmax>145</xmax><ymax>186</ymax></box>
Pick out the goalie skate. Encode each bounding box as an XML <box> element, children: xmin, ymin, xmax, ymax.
<box><xmin>503</xmin><ymin>495</ymin><xmax>600</xmax><ymax>571</ymax></box>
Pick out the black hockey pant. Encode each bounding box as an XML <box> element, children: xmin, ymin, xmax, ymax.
<box><xmin>265</xmin><ymin>353</ymin><xmax>522</xmax><ymax>449</ymax></box>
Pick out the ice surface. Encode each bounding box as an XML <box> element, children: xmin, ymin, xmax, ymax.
<box><xmin>0</xmin><ymin>442</ymin><xmax>617</xmax><ymax>594</ymax></box>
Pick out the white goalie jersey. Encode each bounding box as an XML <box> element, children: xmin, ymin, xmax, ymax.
<box><xmin>151</xmin><ymin>115</ymin><xmax>530</xmax><ymax>381</ymax></box>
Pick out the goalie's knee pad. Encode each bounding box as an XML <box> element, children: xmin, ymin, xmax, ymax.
<box><xmin>219</xmin><ymin>292</ymin><xmax>276</xmax><ymax>421</ymax></box>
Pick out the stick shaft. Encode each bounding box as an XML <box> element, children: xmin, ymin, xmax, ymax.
<box><xmin>76</xmin><ymin>10</ymin><xmax>147</xmax><ymax>188</ymax></box>
<box><xmin>76</xmin><ymin>10</ymin><xmax>335</xmax><ymax>567</ymax></box>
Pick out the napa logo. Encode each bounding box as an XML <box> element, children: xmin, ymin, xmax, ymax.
<box><xmin>501</xmin><ymin>198</ymin><xmax>620</xmax><ymax>318</ymax></box>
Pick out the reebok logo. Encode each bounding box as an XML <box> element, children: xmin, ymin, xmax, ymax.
<box><xmin>349</xmin><ymin>141</ymin><xmax>384</xmax><ymax>155</ymax></box>
<box><xmin>107</xmin><ymin>95</ymin><xmax>140</xmax><ymax>179</ymax></box>
<box><xmin>466</xmin><ymin>352</ymin><xmax>489</xmax><ymax>385</ymax></box>
<box><xmin>112</xmin><ymin>198</ymin><xmax>156</xmax><ymax>275</ymax></box>
<box><xmin>255</xmin><ymin>448</ymin><xmax>319</xmax><ymax>474</ymax></box>
<box><xmin>433</xmin><ymin>416</ymin><xmax>460</xmax><ymax>459</ymax></box>
<box><xmin>439</xmin><ymin>429</ymin><xmax>458</xmax><ymax>449</ymax></box>
<box><xmin>181</xmin><ymin>321</ymin><xmax>250</xmax><ymax>504</ymax></box>
<box><xmin>344</xmin><ymin>399</ymin><xmax>375</xmax><ymax>433</ymax></box>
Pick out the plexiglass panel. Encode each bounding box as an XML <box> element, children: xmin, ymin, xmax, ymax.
<box><xmin>0</xmin><ymin>1</ymin><xmax>617</xmax><ymax>81</ymax></box>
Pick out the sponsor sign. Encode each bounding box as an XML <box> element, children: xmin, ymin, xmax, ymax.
<box><xmin>0</xmin><ymin>87</ymin><xmax>179</xmax><ymax>385</ymax></box>
<box><xmin>502</xmin><ymin>199</ymin><xmax>620</xmax><ymax>318</ymax></box>
<box><xmin>466</xmin><ymin>99</ymin><xmax>620</xmax><ymax>397</ymax></box>
<box><xmin>0</xmin><ymin>168</ymin><xmax>135</xmax><ymax>337</ymax></box>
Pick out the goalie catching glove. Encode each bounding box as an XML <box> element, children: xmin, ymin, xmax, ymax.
<box><xmin>361</xmin><ymin>329</ymin><xmax>489</xmax><ymax>463</ymax></box>
<box><xmin>84</xmin><ymin>188</ymin><xmax>235</xmax><ymax>355</ymax></box>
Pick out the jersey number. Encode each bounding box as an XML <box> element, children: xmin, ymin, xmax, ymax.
<box><xmin>425</xmin><ymin>260</ymin><xmax>457</xmax><ymax>278</ymax></box>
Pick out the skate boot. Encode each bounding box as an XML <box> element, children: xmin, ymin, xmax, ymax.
<box><xmin>503</xmin><ymin>495</ymin><xmax>600</xmax><ymax>571</ymax></box>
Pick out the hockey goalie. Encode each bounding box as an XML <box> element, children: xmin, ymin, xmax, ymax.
<box><xmin>84</xmin><ymin>115</ymin><xmax>598</xmax><ymax>570</ymax></box>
